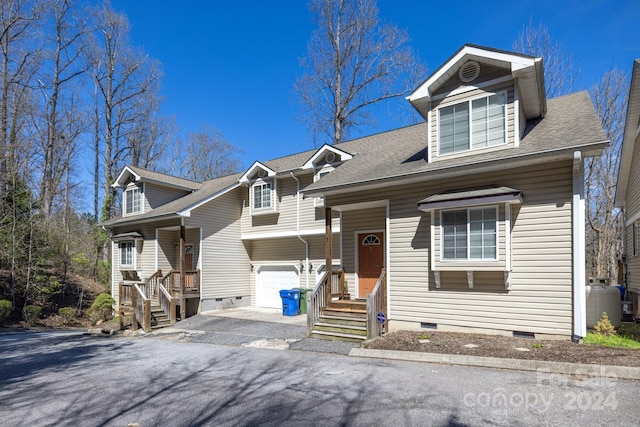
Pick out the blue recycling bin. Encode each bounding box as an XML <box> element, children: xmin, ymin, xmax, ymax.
<box><xmin>279</xmin><ymin>289</ymin><xmax>301</xmax><ymax>316</ymax></box>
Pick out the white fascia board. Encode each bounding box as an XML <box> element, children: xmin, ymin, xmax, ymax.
<box><xmin>408</xmin><ymin>45</ymin><xmax>537</xmax><ymax>102</ymax></box>
<box><xmin>177</xmin><ymin>183</ymin><xmax>241</xmax><ymax>217</ymax></box>
<box><xmin>112</xmin><ymin>166</ymin><xmax>140</xmax><ymax>188</ymax></box>
<box><xmin>301</xmin><ymin>144</ymin><xmax>354</xmax><ymax>170</ymax></box>
<box><xmin>241</xmin><ymin>226</ymin><xmax>341</xmax><ymax>241</ymax></box>
<box><xmin>239</xmin><ymin>161</ymin><xmax>277</xmax><ymax>183</ymax></box>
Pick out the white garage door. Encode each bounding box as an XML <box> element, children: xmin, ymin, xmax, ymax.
<box><xmin>256</xmin><ymin>265</ymin><xmax>299</xmax><ymax>309</ymax></box>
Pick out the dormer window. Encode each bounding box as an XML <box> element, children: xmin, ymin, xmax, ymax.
<box><xmin>251</xmin><ymin>178</ymin><xmax>276</xmax><ymax>214</ymax></box>
<box><xmin>439</xmin><ymin>91</ymin><xmax>507</xmax><ymax>155</ymax></box>
<box><xmin>124</xmin><ymin>187</ymin><xmax>142</xmax><ymax>215</ymax></box>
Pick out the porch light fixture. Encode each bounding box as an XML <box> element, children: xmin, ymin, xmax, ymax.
<box><xmin>300</xmin><ymin>262</ymin><xmax>305</xmax><ymax>272</ymax></box>
<box><xmin>250</xmin><ymin>264</ymin><xmax>254</xmax><ymax>272</ymax></box>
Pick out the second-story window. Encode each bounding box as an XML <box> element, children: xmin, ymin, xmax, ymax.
<box><xmin>253</xmin><ymin>181</ymin><xmax>272</xmax><ymax>210</ymax></box>
<box><xmin>439</xmin><ymin>91</ymin><xmax>507</xmax><ymax>155</ymax></box>
<box><xmin>125</xmin><ymin>187</ymin><xmax>142</xmax><ymax>215</ymax></box>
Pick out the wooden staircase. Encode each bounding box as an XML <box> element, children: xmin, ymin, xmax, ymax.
<box><xmin>310</xmin><ymin>300</ymin><xmax>368</xmax><ymax>342</ymax></box>
<box><xmin>149</xmin><ymin>301</ymin><xmax>172</xmax><ymax>330</ymax></box>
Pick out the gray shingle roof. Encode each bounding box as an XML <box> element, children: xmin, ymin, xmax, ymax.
<box><xmin>100</xmin><ymin>172</ymin><xmax>242</xmax><ymax>227</ymax></box>
<box><xmin>304</xmin><ymin>91</ymin><xmax>607</xmax><ymax>194</ymax></box>
<box><xmin>102</xmin><ymin>90</ymin><xmax>606</xmax><ymax>228</ymax></box>
<box><xmin>127</xmin><ymin>165</ymin><xmax>202</xmax><ymax>190</ymax></box>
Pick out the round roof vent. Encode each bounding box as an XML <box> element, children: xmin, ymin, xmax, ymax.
<box><xmin>325</xmin><ymin>151</ymin><xmax>336</xmax><ymax>163</ymax></box>
<box><xmin>458</xmin><ymin>61</ymin><xmax>480</xmax><ymax>83</ymax></box>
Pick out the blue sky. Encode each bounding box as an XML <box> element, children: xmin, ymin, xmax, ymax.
<box><xmin>111</xmin><ymin>0</ymin><xmax>640</xmax><ymax>170</ymax></box>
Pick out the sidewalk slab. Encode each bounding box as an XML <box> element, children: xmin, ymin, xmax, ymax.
<box><xmin>349</xmin><ymin>348</ymin><xmax>640</xmax><ymax>381</ymax></box>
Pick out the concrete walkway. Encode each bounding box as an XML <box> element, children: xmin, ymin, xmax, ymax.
<box><xmin>145</xmin><ymin>308</ymin><xmax>640</xmax><ymax>381</ymax></box>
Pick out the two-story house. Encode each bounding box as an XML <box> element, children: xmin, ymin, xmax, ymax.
<box><xmin>616</xmin><ymin>58</ymin><xmax>640</xmax><ymax>319</ymax></box>
<box><xmin>101</xmin><ymin>44</ymin><xmax>607</xmax><ymax>340</ymax></box>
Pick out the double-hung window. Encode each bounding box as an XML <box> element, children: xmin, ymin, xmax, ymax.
<box><xmin>439</xmin><ymin>91</ymin><xmax>507</xmax><ymax>155</ymax></box>
<box><xmin>120</xmin><ymin>241</ymin><xmax>135</xmax><ymax>268</ymax></box>
<box><xmin>253</xmin><ymin>181</ymin><xmax>272</xmax><ymax>210</ymax></box>
<box><xmin>125</xmin><ymin>187</ymin><xmax>142</xmax><ymax>215</ymax></box>
<box><xmin>442</xmin><ymin>207</ymin><xmax>497</xmax><ymax>260</ymax></box>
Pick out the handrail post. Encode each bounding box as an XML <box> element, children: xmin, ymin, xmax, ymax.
<box><xmin>131</xmin><ymin>288</ymin><xmax>138</xmax><ymax>331</ymax></box>
<box><xmin>338</xmin><ymin>268</ymin><xmax>345</xmax><ymax>299</ymax></box>
<box><xmin>144</xmin><ymin>299</ymin><xmax>151</xmax><ymax>332</ymax></box>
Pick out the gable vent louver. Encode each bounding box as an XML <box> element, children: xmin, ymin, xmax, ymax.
<box><xmin>458</xmin><ymin>61</ymin><xmax>480</xmax><ymax>83</ymax></box>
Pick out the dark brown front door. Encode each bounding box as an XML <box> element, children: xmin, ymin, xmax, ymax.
<box><xmin>358</xmin><ymin>232</ymin><xmax>384</xmax><ymax>298</ymax></box>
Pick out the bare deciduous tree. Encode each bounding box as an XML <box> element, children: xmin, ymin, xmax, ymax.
<box><xmin>88</xmin><ymin>1</ymin><xmax>160</xmax><ymax>220</ymax></box>
<box><xmin>177</xmin><ymin>124</ymin><xmax>242</xmax><ymax>182</ymax></box>
<box><xmin>37</xmin><ymin>0</ymin><xmax>88</xmax><ymax>218</ymax></box>
<box><xmin>295</xmin><ymin>0</ymin><xmax>425</xmax><ymax>145</ymax></box>
<box><xmin>586</xmin><ymin>69</ymin><xmax>629</xmax><ymax>283</ymax></box>
<box><xmin>512</xmin><ymin>20</ymin><xmax>578</xmax><ymax>98</ymax></box>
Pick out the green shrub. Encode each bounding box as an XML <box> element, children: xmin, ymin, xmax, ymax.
<box><xmin>58</xmin><ymin>307</ymin><xmax>76</xmax><ymax>325</ymax></box>
<box><xmin>0</xmin><ymin>300</ymin><xmax>12</xmax><ymax>324</ymax></box>
<box><xmin>23</xmin><ymin>305</ymin><xmax>42</xmax><ymax>326</ymax></box>
<box><xmin>87</xmin><ymin>293</ymin><xmax>114</xmax><ymax>324</ymax></box>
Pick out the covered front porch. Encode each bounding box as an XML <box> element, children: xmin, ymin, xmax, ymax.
<box><xmin>116</xmin><ymin>223</ymin><xmax>201</xmax><ymax>332</ymax></box>
<box><xmin>307</xmin><ymin>203</ymin><xmax>388</xmax><ymax>341</ymax></box>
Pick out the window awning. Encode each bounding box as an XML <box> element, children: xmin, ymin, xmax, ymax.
<box><xmin>112</xmin><ymin>232</ymin><xmax>143</xmax><ymax>241</ymax></box>
<box><xmin>418</xmin><ymin>186</ymin><xmax>522</xmax><ymax>211</ymax></box>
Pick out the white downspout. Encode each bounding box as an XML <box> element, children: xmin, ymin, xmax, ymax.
<box><xmin>572</xmin><ymin>151</ymin><xmax>586</xmax><ymax>341</ymax></box>
<box><xmin>290</xmin><ymin>172</ymin><xmax>310</xmax><ymax>288</ymax></box>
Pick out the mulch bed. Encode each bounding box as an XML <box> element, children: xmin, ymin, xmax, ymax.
<box><xmin>365</xmin><ymin>331</ymin><xmax>640</xmax><ymax>367</ymax></box>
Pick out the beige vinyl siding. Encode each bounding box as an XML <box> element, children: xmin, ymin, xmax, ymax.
<box><xmin>328</xmin><ymin>160</ymin><xmax>575</xmax><ymax>336</ymax></box>
<box><xmin>240</xmin><ymin>173</ymin><xmax>339</xmax><ymax>236</ymax></box>
<box><xmin>627</xmin><ymin>224</ymin><xmax>640</xmax><ymax>294</ymax></box>
<box><xmin>157</xmin><ymin>229</ymin><xmax>176</xmax><ymax>273</ymax></box>
<box><xmin>624</xmin><ymin>135</ymin><xmax>640</xmax><ymax>293</ymax></box>
<box><xmin>625</xmin><ymin>134</ymin><xmax>640</xmax><ymax>215</ymax></box>
<box><xmin>340</xmin><ymin>206</ymin><xmax>387</xmax><ymax>289</ymax></box>
<box><xmin>249</xmin><ymin>235</ymin><xmax>340</xmax><ymax>291</ymax></box>
<box><xmin>188</xmin><ymin>189</ymin><xmax>249</xmax><ymax>300</ymax></box>
<box><xmin>144</xmin><ymin>183</ymin><xmax>191</xmax><ymax>211</ymax></box>
<box><xmin>430</xmin><ymin>81</ymin><xmax>516</xmax><ymax>160</ymax></box>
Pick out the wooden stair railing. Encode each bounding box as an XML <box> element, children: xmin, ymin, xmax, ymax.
<box><xmin>146</xmin><ymin>270</ymin><xmax>163</xmax><ymax>299</ymax></box>
<box><xmin>158</xmin><ymin>282</ymin><xmax>176</xmax><ymax>324</ymax></box>
<box><xmin>131</xmin><ymin>283</ymin><xmax>151</xmax><ymax>332</ymax></box>
<box><xmin>330</xmin><ymin>269</ymin><xmax>346</xmax><ymax>299</ymax></box>
<box><xmin>366</xmin><ymin>268</ymin><xmax>387</xmax><ymax>339</ymax></box>
<box><xmin>308</xmin><ymin>271</ymin><xmax>329</xmax><ymax>335</ymax></box>
<box><xmin>308</xmin><ymin>268</ymin><xmax>346</xmax><ymax>335</ymax></box>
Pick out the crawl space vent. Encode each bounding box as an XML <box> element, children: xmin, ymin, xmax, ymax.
<box><xmin>458</xmin><ymin>60</ymin><xmax>480</xmax><ymax>83</ymax></box>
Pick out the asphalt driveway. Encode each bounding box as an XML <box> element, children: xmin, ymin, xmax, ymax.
<box><xmin>153</xmin><ymin>312</ymin><xmax>361</xmax><ymax>355</ymax></box>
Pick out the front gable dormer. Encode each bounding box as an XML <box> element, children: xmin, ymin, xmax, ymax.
<box><xmin>302</xmin><ymin>145</ymin><xmax>353</xmax><ymax>207</ymax></box>
<box><xmin>112</xmin><ymin>165</ymin><xmax>200</xmax><ymax>216</ymax></box>
<box><xmin>407</xmin><ymin>45</ymin><xmax>546</xmax><ymax>162</ymax></box>
<box><xmin>239</xmin><ymin>161</ymin><xmax>278</xmax><ymax>215</ymax></box>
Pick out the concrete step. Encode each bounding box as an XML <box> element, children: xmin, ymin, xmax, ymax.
<box><xmin>310</xmin><ymin>329</ymin><xmax>366</xmax><ymax>342</ymax></box>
